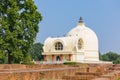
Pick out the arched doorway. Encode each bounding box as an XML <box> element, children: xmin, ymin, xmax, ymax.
<box><xmin>56</xmin><ymin>56</ymin><xmax>60</xmax><ymax>61</ymax></box>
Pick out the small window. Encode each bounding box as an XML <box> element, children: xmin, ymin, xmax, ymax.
<box><xmin>78</xmin><ymin>39</ymin><xmax>84</xmax><ymax>50</ymax></box>
<box><xmin>55</xmin><ymin>42</ymin><xmax>63</xmax><ymax>50</ymax></box>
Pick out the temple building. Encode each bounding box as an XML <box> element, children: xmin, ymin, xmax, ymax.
<box><xmin>42</xmin><ymin>17</ymin><xmax>100</xmax><ymax>63</ymax></box>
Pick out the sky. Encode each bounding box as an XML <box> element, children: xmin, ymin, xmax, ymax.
<box><xmin>34</xmin><ymin>0</ymin><xmax>120</xmax><ymax>54</ymax></box>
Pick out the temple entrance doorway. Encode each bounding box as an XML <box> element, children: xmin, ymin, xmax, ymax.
<box><xmin>56</xmin><ymin>56</ymin><xmax>60</xmax><ymax>61</ymax></box>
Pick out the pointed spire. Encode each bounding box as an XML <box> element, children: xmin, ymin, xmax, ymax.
<box><xmin>79</xmin><ymin>17</ymin><xmax>83</xmax><ymax>23</ymax></box>
<box><xmin>77</xmin><ymin>17</ymin><xmax>85</xmax><ymax>26</ymax></box>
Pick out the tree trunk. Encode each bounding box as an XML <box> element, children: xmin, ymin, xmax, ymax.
<box><xmin>8</xmin><ymin>50</ymin><xmax>12</xmax><ymax>64</ymax></box>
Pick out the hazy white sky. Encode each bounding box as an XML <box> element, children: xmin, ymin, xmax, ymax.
<box><xmin>35</xmin><ymin>0</ymin><xmax>120</xmax><ymax>54</ymax></box>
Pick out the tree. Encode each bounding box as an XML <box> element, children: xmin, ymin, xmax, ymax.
<box><xmin>113</xmin><ymin>57</ymin><xmax>120</xmax><ymax>64</ymax></box>
<box><xmin>29</xmin><ymin>43</ymin><xmax>43</xmax><ymax>61</ymax></box>
<box><xmin>99</xmin><ymin>52</ymin><xmax>102</xmax><ymax>60</ymax></box>
<box><xmin>101</xmin><ymin>51</ymin><xmax>120</xmax><ymax>64</ymax></box>
<box><xmin>105</xmin><ymin>52</ymin><xmax>119</xmax><ymax>61</ymax></box>
<box><xmin>101</xmin><ymin>54</ymin><xmax>109</xmax><ymax>61</ymax></box>
<box><xmin>0</xmin><ymin>0</ymin><xmax>42</xmax><ymax>64</ymax></box>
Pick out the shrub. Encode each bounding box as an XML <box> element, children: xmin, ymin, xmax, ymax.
<box><xmin>64</xmin><ymin>62</ymin><xmax>76</xmax><ymax>65</ymax></box>
<box><xmin>21</xmin><ymin>62</ymin><xmax>34</xmax><ymax>65</ymax></box>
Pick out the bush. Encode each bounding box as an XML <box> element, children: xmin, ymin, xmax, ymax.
<box><xmin>64</xmin><ymin>62</ymin><xmax>76</xmax><ymax>65</ymax></box>
<box><xmin>21</xmin><ymin>62</ymin><xmax>34</xmax><ymax>65</ymax></box>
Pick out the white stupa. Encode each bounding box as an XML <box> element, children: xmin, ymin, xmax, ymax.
<box><xmin>42</xmin><ymin>17</ymin><xmax>100</xmax><ymax>63</ymax></box>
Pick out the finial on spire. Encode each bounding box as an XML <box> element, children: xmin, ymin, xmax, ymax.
<box><xmin>77</xmin><ymin>17</ymin><xmax>85</xmax><ymax>26</ymax></box>
<box><xmin>79</xmin><ymin>17</ymin><xmax>83</xmax><ymax>23</ymax></box>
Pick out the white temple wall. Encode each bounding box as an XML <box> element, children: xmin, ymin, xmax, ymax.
<box><xmin>84</xmin><ymin>51</ymin><xmax>99</xmax><ymax>61</ymax></box>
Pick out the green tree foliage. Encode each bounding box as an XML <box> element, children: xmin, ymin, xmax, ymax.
<box><xmin>99</xmin><ymin>52</ymin><xmax>102</xmax><ymax>60</ymax></box>
<box><xmin>101</xmin><ymin>51</ymin><xmax>120</xmax><ymax>64</ymax></box>
<box><xmin>0</xmin><ymin>0</ymin><xmax>42</xmax><ymax>64</ymax></box>
<box><xmin>114</xmin><ymin>57</ymin><xmax>120</xmax><ymax>64</ymax></box>
<box><xmin>102</xmin><ymin>54</ymin><xmax>109</xmax><ymax>61</ymax></box>
<box><xmin>29</xmin><ymin>42</ymin><xmax>43</xmax><ymax>61</ymax></box>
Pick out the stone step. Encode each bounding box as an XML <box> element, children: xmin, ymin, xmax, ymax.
<box><xmin>76</xmin><ymin>72</ymin><xmax>102</xmax><ymax>76</ymax></box>
<box><xmin>62</xmin><ymin>75</ymin><xmax>94</xmax><ymax>80</ymax></box>
<box><xmin>92</xmin><ymin>78</ymin><xmax>109</xmax><ymax>80</ymax></box>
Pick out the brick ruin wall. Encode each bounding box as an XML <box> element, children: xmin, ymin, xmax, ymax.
<box><xmin>0</xmin><ymin>64</ymin><xmax>120</xmax><ymax>80</ymax></box>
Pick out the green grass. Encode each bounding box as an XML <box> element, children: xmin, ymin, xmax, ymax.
<box><xmin>117</xmin><ymin>78</ymin><xmax>120</xmax><ymax>80</ymax></box>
